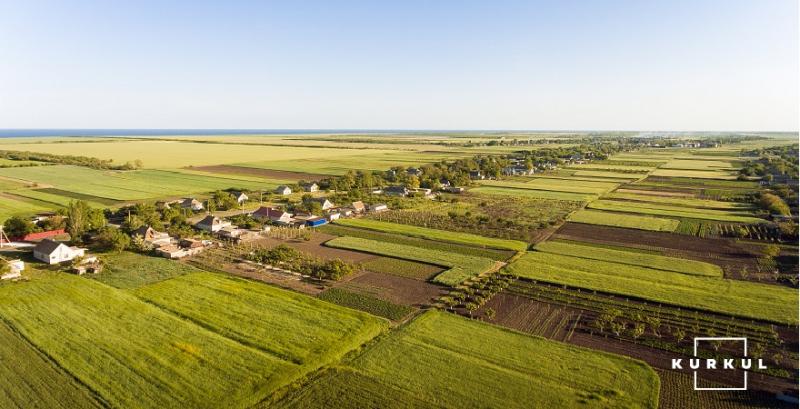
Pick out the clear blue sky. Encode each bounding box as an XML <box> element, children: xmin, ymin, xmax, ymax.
<box><xmin>0</xmin><ymin>0</ymin><xmax>797</xmax><ymax>131</ymax></box>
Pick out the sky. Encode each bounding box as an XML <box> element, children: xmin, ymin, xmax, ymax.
<box><xmin>0</xmin><ymin>0</ymin><xmax>797</xmax><ymax>131</ymax></box>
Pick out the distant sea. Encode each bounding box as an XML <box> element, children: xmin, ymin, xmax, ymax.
<box><xmin>0</xmin><ymin>129</ymin><xmax>421</xmax><ymax>138</ymax></box>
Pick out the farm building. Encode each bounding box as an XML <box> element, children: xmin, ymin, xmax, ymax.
<box><xmin>1</xmin><ymin>259</ymin><xmax>24</xmax><ymax>280</ymax></box>
<box><xmin>406</xmin><ymin>167</ymin><xmax>423</xmax><ymax>176</ymax></box>
<box><xmin>14</xmin><ymin>229</ymin><xmax>66</xmax><ymax>242</ymax></box>
<box><xmin>327</xmin><ymin>212</ymin><xmax>341</xmax><ymax>221</ymax></box>
<box><xmin>311</xmin><ymin>198</ymin><xmax>335</xmax><ymax>210</ymax></box>
<box><xmin>195</xmin><ymin>216</ymin><xmax>232</xmax><ymax>233</ymax></box>
<box><xmin>252</xmin><ymin>206</ymin><xmax>293</xmax><ymax>225</ymax></box>
<box><xmin>385</xmin><ymin>186</ymin><xmax>410</xmax><ymax>197</ymax></box>
<box><xmin>131</xmin><ymin>226</ymin><xmax>171</xmax><ymax>246</ymax></box>
<box><xmin>180</xmin><ymin>198</ymin><xmax>205</xmax><ymax>211</ymax></box>
<box><xmin>305</xmin><ymin>217</ymin><xmax>327</xmax><ymax>227</ymax></box>
<box><xmin>71</xmin><ymin>257</ymin><xmax>101</xmax><ymax>275</ymax></box>
<box><xmin>33</xmin><ymin>239</ymin><xmax>86</xmax><ymax>265</ymax></box>
<box><xmin>370</xmin><ymin>203</ymin><xmax>388</xmax><ymax>213</ymax></box>
<box><xmin>275</xmin><ymin>185</ymin><xmax>292</xmax><ymax>195</ymax></box>
<box><xmin>230</xmin><ymin>191</ymin><xmax>249</xmax><ymax>205</ymax></box>
<box><xmin>502</xmin><ymin>166</ymin><xmax>534</xmax><ymax>176</ymax></box>
<box><xmin>302</xmin><ymin>182</ymin><xmax>319</xmax><ymax>192</ymax></box>
<box><xmin>469</xmin><ymin>170</ymin><xmax>484</xmax><ymax>180</ymax></box>
<box><xmin>351</xmin><ymin>201</ymin><xmax>366</xmax><ymax>213</ymax></box>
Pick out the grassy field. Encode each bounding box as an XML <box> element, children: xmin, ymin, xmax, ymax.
<box><xmin>0</xmin><ymin>193</ymin><xmax>54</xmax><ymax>221</ymax></box>
<box><xmin>91</xmin><ymin>252</ymin><xmax>202</xmax><ymax>289</ymax></box>
<box><xmin>566</xmin><ymin>163</ymin><xmax>656</xmax><ymax>171</ymax></box>
<box><xmin>0</xmin><ymin>274</ymin><xmax>295</xmax><ymax>408</ymax></box>
<box><xmin>588</xmin><ymin>200</ymin><xmax>763</xmax><ymax>223</ymax></box>
<box><xmin>569</xmin><ymin>209</ymin><xmax>680</xmax><ymax>232</ymax></box>
<box><xmin>605</xmin><ymin>192</ymin><xmax>754</xmax><ymax>210</ymax></box>
<box><xmin>659</xmin><ymin>159</ymin><xmax>740</xmax><ymax>170</ymax></box>
<box><xmin>318</xmin><ymin>288</ymin><xmax>414</xmax><ymax>321</ymax></box>
<box><xmin>507</xmin><ymin>252</ymin><xmax>798</xmax><ymax>324</ymax></box>
<box><xmin>650</xmin><ymin>169</ymin><xmax>738</xmax><ymax>180</ymax></box>
<box><xmin>0</xmin><ymin>320</ymin><xmax>103</xmax><ymax>409</ymax></box>
<box><xmin>320</xmin><ymin>224</ymin><xmax>514</xmax><ymax>260</ymax></box>
<box><xmin>276</xmin><ymin>311</ymin><xmax>659</xmax><ymax>408</ymax></box>
<box><xmin>333</xmin><ymin>218</ymin><xmax>528</xmax><ymax>251</ymax></box>
<box><xmin>535</xmin><ymin>240</ymin><xmax>723</xmax><ymax>277</ymax></box>
<box><xmin>479</xmin><ymin>178</ymin><xmax>619</xmax><ymax>195</ymax></box>
<box><xmin>133</xmin><ymin>272</ymin><xmax>386</xmax><ymax>365</ymax></box>
<box><xmin>470</xmin><ymin>185</ymin><xmax>595</xmax><ymax>201</ymax></box>
<box><xmin>0</xmin><ymin>165</ymin><xmax>275</xmax><ymax>201</ymax></box>
<box><xmin>12</xmin><ymin>188</ymin><xmax>120</xmax><ymax>207</ymax></box>
<box><xmin>325</xmin><ymin>236</ymin><xmax>497</xmax><ymax>286</ymax></box>
<box><xmin>238</xmin><ymin>151</ymin><xmax>470</xmax><ymax>175</ymax></box>
<box><xmin>571</xmin><ymin>170</ymin><xmax>645</xmax><ymax>180</ymax></box>
<box><xmin>362</xmin><ymin>257</ymin><xmax>443</xmax><ymax>280</ymax></box>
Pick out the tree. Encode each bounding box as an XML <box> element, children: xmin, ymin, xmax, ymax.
<box><xmin>130</xmin><ymin>234</ymin><xmax>154</xmax><ymax>253</ymax></box>
<box><xmin>673</xmin><ymin>327</ymin><xmax>686</xmax><ymax>343</ymax></box>
<box><xmin>484</xmin><ymin>307</ymin><xmax>496</xmax><ymax>321</ymax></box>
<box><xmin>762</xmin><ymin>244</ymin><xmax>781</xmax><ymax>259</ymax></box>
<box><xmin>96</xmin><ymin>227</ymin><xmax>130</xmax><ymax>252</ymax></box>
<box><xmin>750</xmin><ymin>342</ymin><xmax>766</xmax><ymax>359</ymax></box>
<box><xmin>610</xmin><ymin>321</ymin><xmax>626</xmax><ymax>337</ymax></box>
<box><xmin>631</xmin><ymin>323</ymin><xmax>645</xmax><ymax>340</ymax></box>
<box><xmin>3</xmin><ymin>216</ymin><xmax>37</xmax><ymax>238</ymax></box>
<box><xmin>465</xmin><ymin>302</ymin><xmax>478</xmax><ymax>318</ymax></box>
<box><xmin>645</xmin><ymin>316</ymin><xmax>662</xmax><ymax>338</ymax></box>
<box><xmin>66</xmin><ymin>200</ymin><xmax>91</xmax><ymax>243</ymax></box>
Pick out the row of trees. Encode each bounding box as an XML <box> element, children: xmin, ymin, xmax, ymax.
<box><xmin>0</xmin><ymin>150</ymin><xmax>144</xmax><ymax>171</ymax></box>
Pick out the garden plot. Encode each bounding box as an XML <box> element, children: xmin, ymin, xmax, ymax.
<box><xmin>569</xmin><ymin>209</ymin><xmax>680</xmax><ymax>232</ymax></box>
<box><xmin>587</xmin><ymin>199</ymin><xmax>763</xmax><ymax>223</ymax></box>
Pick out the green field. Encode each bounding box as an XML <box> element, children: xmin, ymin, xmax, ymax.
<box><xmin>650</xmin><ymin>168</ymin><xmax>738</xmax><ymax>180</ymax></box>
<box><xmin>0</xmin><ymin>320</ymin><xmax>103</xmax><ymax>409</ymax></box>
<box><xmin>325</xmin><ymin>236</ymin><xmax>497</xmax><ymax>286</ymax></box>
<box><xmin>318</xmin><ymin>288</ymin><xmax>414</xmax><ymax>321</ymax></box>
<box><xmin>479</xmin><ymin>178</ymin><xmax>617</xmax><ymax>195</ymax></box>
<box><xmin>91</xmin><ymin>252</ymin><xmax>202</xmax><ymax>289</ymax></box>
<box><xmin>605</xmin><ymin>192</ymin><xmax>754</xmax><ymax>210</ymax></box>
<box><xmin>507</xmin><ymin>252</ymin><xmax>798</xmax><ymax>324</ymax></box>
<box><xmin>333</xmin><ymin>218</ymin><xmax>528</xmax><ymax>251</ymax></box>
<box><xmin>276</xmin><ymin>311</ymin><xmax>659</xmax><ymax>408</ymax></box>
<box><xmin>133</xmin><ymin>272</ymin><xmax>385</xmax><ymax>365</ymax></box>
<box><xmin>470</xmin><ymin>185</ymin><xmax>594</xmax><ymax>201</ymax></box>
<box><xmin>588</xmin><ymin>199</ymin><xmax>763</xmax><ymax>223</ymax></box>
<box><xmin>0</xmin><ymin>193</ymin><xmax>53</xmax><ymax>221</ymax></box>
<box><xmin>0</xmin><ymin>275</ymin><xmax>295</xmax><ymax>408</ymax></box>
<box><xmin>238</xmin><ymin>151</ymin><xmax>470</xmax><ymax>175</ymax></box>
<box><xmin>0</xmin><ymin>165</ymin><xmax>275</xmax><ymax>201</ymax></box>
<box><xmin>659</xmin><ymin>159</ymin><xmax>740</xmax><ymax>170</ymax></box>
<box><xmin>567</xmin><ymin>163</ymin><xmax>656</xmax><ymax>171</ymax></box>
<box><xmin>12</xmin><ymin>188</ymin><xmax>120</xmax><ymax>208</ymax></box>
<box><xmin>569</xmin><ymin>209</ymin><xmax>680</xmax><ymax>231</ymax></box>
<box><xmin>362</xmin><ymin>257</ymin><xmax>443</xmax><ymax>280</ymax></box>
<box><xmin>535</xmin><ymin>240</ymin><xmax>723</xmax><ymax>277</ymax></box>
<box><xmin>571</xmin><ymin>170</ymin><xmax>644</xmax><ymax>180</ymax></box>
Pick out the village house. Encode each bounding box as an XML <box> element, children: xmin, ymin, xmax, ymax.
<box><xmin>155</xmin><ymin>244</ymin><xmax>187</xmax><ymax>259</ymax></box>
<box><xmin>439</xmin><ymin>179</ymin><xmax>451</xmax><ymax>188</ymax></box>
<box><xmin>445</xmin><ymin>186</ymin><xmax>465</xmax><ymax>193</ymax></box>
<box><xmin>275</xmin><ymin>185</ymin><xmax>292</xmax><ymax>195</ymax></box>
<box><xmin>131</xmin><ymin>225</ymin><xmax>171</xmax><ymax>247</ymax></box>
<box><xmin>1</xmin><ymin>259</ymin><xmax>24</xmax><ymax>280</ymax></box>
<box><xmin>180</xmin><ymin>198</ymin><xmax>205</xmax><ymax>211</ymax></box>
<box><xmin>311</xmin><ymin>197</ymin><xmax>335</xmax><ymax>210</ymax></box>
<box><xmin>406</xmin><ymin>167</ymin><xmax>423</xmax><ymax>177</ymax></box>
<box><xmin>351</xmin><ymin>201</ymin><xmax>366</xmax><ymax>214</ymax></box>
<box><xmin>369</xmin><ymin>203</ymin><xmax>388</xmax><ymax>213</ymax></box>
<box><xmin>385</xmin><ymin>186</ymin><xmax>410</xmax><ymax>197</ymax></box>
<box><xmin>327</xmin><ymin>212</ymin><xmax>341</xmax><ymax>222</ymax></box>
<box><xmin>195</xmin><ymin>215</ymin><xmax>232</xmax><ymax>233</ymax></box>
<box><xmin>469</xmin><ymin>170</ymin><xmax>484</xmax><ymax>180</ymax></box>
<box><xmin>304</xmin><ymin>216</ymin><xmax>327</xmax><ymax>227</ymax></box>
<box><xmin>230</xmin><ymin>191</ymin><xmax>249</xmax><ymax>205</ymax></box>
<box><xmin>503</xmin><ymin>165</ymin><xmax>534</xmax><ymax>176</ymax></box>
<box><xmin>252</xmin><ymin>206</ymin><xmax>293</xmax><ymax>225</ymax></box>
<box><xmin>33</xmin><ymin>239</ymin><xmax>87</xmax><ymax>265</ymax></box>
<box><xmin>302</xmin><ymin>182</ymin><xmax>319</xmax><ymax>192</ymax></box>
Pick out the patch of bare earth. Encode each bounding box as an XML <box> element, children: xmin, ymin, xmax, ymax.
<box><xmin>253</xmin><ymin>233</ymin><xmax>378</xmax><ymax>263</ymax></box>
<box><xmin>190</xmin><ymin>165</ymin><xmax>329</xmax><ymax>181</ymax></box>
<box><xmin>334</xmin><ymin>271</ymin><xmax>446</xmax><ymax>307</ymax></box>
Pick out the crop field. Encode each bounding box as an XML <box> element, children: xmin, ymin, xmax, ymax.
<box><xmin>587</xmin><ymin>199</ymin><xmax>763</xmax><ymax>223</ymax></box>
<box><xmin>133</xmin><ymin>272</ymin><xmax>385</xmax><ymax>365</ymax></box>
<box><xmin>0</xmin><ymin>320</ymin><xmax>103</xmax><ymax>409</ymax></box>
<box><xmin>507</xmin><ymin>252</ymin><xmax>798</xmax><ymax>324</ymax></box>
<box><xmin>566</xmin><ymin>163</ymin><xmax>656</xmax><ymax>172</ymax></box>
<box><xmin>0</xmin><ymin>139</ymin><xmax>398</xmax><ymax>169</ymax></box>
<box><xmin>605</xmin><ymin>192</ymin><xmax>753</xmax><ymax>210</ymax></box>
<box><xmin>650</xmin><ymin>168</ymin><xmax>739</xmax><ymax>180</ymax></box>
<box><xmin>659</xmin><ymin>159</ymin><xmax>740</xmax><ymax>170</ymax></box>
<box><xmin>276</xmin><ymin>311</ymin><xmax>659</xmax><ymax>408</ymax></box>
<box><xmin>536</xmin><ymin>240</ymin><xmax>724</xmax><ymax>277</ymax></box>
<box><xmin>0</xmin><ymin>193</ymin><xmax>53</xmax><ymax>221</ymax></box>
<box><xmin>333</xmin><ymin>219</ymin><xmax>528</xmax><ymax>251</ymax></box>
<box><xmin>470</xmin><ymin>185</ymin><xmax>595</xmax><ymax>201</ymax></box>
<box><xmin>478</xmin><ymin>178</ymin><xmax>618</xmax><ymax>195</ymax></box>
<box><xmin>237</xmin><ymin>151</ymin><xmax>470</xmax><ymax>175</ymax></box>
<box><xmin>361</xmin><ymin>257</ymin><xmax>443</xmax><ymax>280</ymax></box>
<box><xmin>325</xmin><ymin>236</ymin><xmax>498</xmax><ymax>286</ymax></box>
<box><xmin>569</xmin><ymin>209</ymin><xmax>680</xmax><ymax>231</ymax></box>
<box><xmin>570</xmin><ymin>170</ymin><xmax>645</xmax><ymax>180</ymax></box>
<box><xmin>320</xmin><ymin>224</ymin><xmax>514</xmax><ymax>260</ymax></box>
<box><xmin>0</xmin><ymin>275</ymin><xmax>297</xmax><ymax>409</ymax></box>
<box><xmin>317</xmin><ymin>288</ymin><xmax>414</xmax><ymax>321</ymax></box>
<box><xmin>634</xmin><ymin>176</ymin><xmax>758</xmax><ymax>190</ymax></box>
<box><xmin>91</xmin><ymin>252</ymin><xmax>202</xmax><ymax>289</ymax></box>
<box><xmin>0</xmin><ymin>165</ymin><xmax>275</xmax><ymax>201</ymax></box>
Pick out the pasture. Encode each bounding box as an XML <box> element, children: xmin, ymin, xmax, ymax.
<box><xmin>535</xmin><ymin>240</ymin><xmax>723</xmax><ymax>277</ymax></box>
<box><xmin>569</xmin><ymin>209</ymin><xmax>680</xmax><ymax>232</ymax></box>
<box><xmin>0</xmin><ymin>193</ymin><xmax>53</xmax><ymax>221</ymax></box>
<box><xmin>587</xmin><ymin>199</ymin><xmax>763</xmax><ymax>223</ymax></box>
<box><xmin>333</xmin><ymin>218</ymin><xmax>528</xmax><ymax>251</ymax></box>
<box><xmin>276</xmin><ymin>311</ymin><xmax>660</xmax><ymax>408</ymax></box>
<box><xmin>325</xmin><ymin>236</ymin><xmax>498</xmax><ymax>285</ymax></box>
<box><xmin>507</xmin><ymin>252</ymin><xmax>798</xmax><ymax>324</ymax></box>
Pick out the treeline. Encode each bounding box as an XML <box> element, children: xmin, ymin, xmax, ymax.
<box><xmin>739</xmin><ymin>144</ymin><xmax>799</xmax><ymax>180</ymax></box>
<box><xmin>0</xmin><ymin>150</ymin><xmax>144</xmax><ymax>170</ymax></box>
